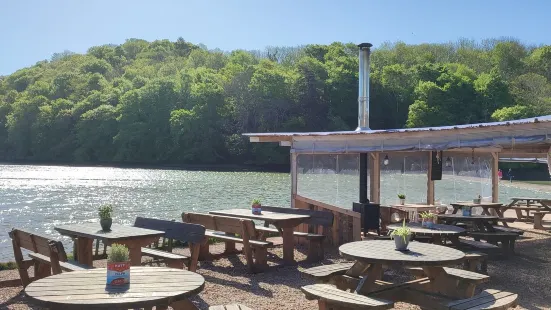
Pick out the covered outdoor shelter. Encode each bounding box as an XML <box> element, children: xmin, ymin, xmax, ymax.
<box><xmin>243</xmin><ymin>115</ymin><xmax>551</xmax><ymax>244</ymax></box>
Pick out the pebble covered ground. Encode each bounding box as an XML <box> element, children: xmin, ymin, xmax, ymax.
<box><xmin>2</xmin><ymin>228</ymin><xmax>551</xmax><ymax>310</ymax></box>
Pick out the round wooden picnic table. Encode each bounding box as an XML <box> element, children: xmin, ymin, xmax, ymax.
<box><xmin>338</xmin><ymin>240</ymin><xmax>472</xmax><ymax>303</ymax></box>
<box><xmin>25</xmin><ymin>267</ymin><xmax>204</xmax><ymax>310</ymax></box>
<box><xmin>340</xmin><ymin>240</ymin><xmax>465</xmax><ymax>267</ymax></box>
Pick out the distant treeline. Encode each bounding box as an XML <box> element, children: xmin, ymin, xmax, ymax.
<box><xmin>0</xmin><ymin>37</ymin><xmax>550</xmax><ymax>166</ymax></box>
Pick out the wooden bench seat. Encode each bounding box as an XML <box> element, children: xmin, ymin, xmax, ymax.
<box><xmin>134</xmin><ymin>217</ymin><xmax>206</xmax><ymax>271</ymax></box>
<box><xmin>533</xmin><ymin>211</ymin><xmax>551</xmax><ymax>230</ymax></box>
<box><xmin>469</xmin><ymin>232</ymin><xmax>517</xmax><ymax>256</ymax></box>
<box><xmin>209</xmin><ymin>304</ymin><xmax>253</xmax><ymax>310</ymax></box>
<box><xmin>302</xmin><ymin>284</ymin><xmax>393</xmax><ymax>310</ymax></box>
<box><xmin>258</xmin><ymin>206</ymin><xmax>334</xmax><ymax>262</ymax></box>
<box><xmin>9</xmin><ymin>228</ymin><xmax>84</xmax><ymax>287</ymax></box>
<box><xmin>459</xmin><ymin>237</ymin><xmax>500</xmax><ymax>251</ymax></box>
<box><xmin>28</xmin><ymin>252</ymin><xmax>90</xmax><ymax>272</ymax></box>
<box><xmin>446</xmin><ymin>289</ymin><xmax>518</xmax><ymax>310</ymax></box>
<box><xmin>463</xmin><ymin>252</ymin><xmax>488</xmax><ymax>273</ymax></box>
<box><xmin>407</xmin><ymin>267</ymin><xmax>489</xmax><ymax>284</ymax></box>
<box><xmin>183</xmin><ymin>212</ymin><xmax>272</xmax><ymax>273</ymax></box>
<box><xmin>492</xmin><ymin>226</ymin><xmax>524</xmax><ymax>235</ymax></box>
<box><xmin>300</xmin><ymin>262</ymin><xmax>355</xmax><ymax>281</ymax></box>
<box><xmin>497</xmin><ymin>217</ymin><xmax>516</xmax><ymax>223</ymax></box>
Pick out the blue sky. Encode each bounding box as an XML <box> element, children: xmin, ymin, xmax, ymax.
<box><xmin>1</xmin><ymin>0</ymin><xmax>550</xmax><ymax>75</ymax></box>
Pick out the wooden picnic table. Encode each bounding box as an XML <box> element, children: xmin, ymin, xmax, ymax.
<box><xmin>436</xmin><ymin>214</ymin><xmax>498</xmax><ymax>232</ymax></box>
<box><xmin>25</xmin><ymin>266</ymin><xmax>204</xmax><ymax>310</ymax></box>
<box><xmin>209</xmin><ymin>208</ymin><xmax>310</xmax><ymax>264</ymax></box>
<box><xmin>450</xmin><ymin>202</ymin><xmax>511</xmax><ymax>227</ymax></box>
<box><xmin>387</xmin><ymin>222</ymin><xmax>465</xmax><ymax>245</ymax></box>
<box><xmin>505</xmin><ymin>197</ymin><xmax>551</xmax><ymax>220</ymax></box>
<box><xmin>339</xmin><ymin>240</ymin><xmax>475</xmax><ymax>302</ymax></box>
<box><xmin>55</xmin><ymin>223</ymin><xmax>165</xmax><ymax>267</ymax></box>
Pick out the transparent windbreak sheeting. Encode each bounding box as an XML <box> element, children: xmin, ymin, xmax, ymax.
<box><xmin>380</xmin><ymin>152</ymin><xmax>429</xmax><ymax>206</ymax></box>
<box><xmin>297</xmin><ymin>154</ymin><xmax>362</xmax><ymax>209</ymax></box>
<box><xmin>435</xmin><ymin>155</ymin><xmax>492</xmax><ymax>211</ymax></box>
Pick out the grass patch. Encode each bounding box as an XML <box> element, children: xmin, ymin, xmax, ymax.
<box><xmin>0</xmin><ymin>261</ymin><xmax>17</xmax><ymax>270</ymax></box>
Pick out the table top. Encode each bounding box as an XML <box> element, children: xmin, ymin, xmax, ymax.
<box><xmin>339</xmin><ymin>240</ymin><xmax>465</xmax><ymax>267</ymax></box>
<box><xmin>25</xmin><ymin>267</ymin><xmax>205</xmax><ymax>310</ymax></box>
<box><xmin>387</xmin><ymin>222</ymin><xmax>465</xmax><ymax>235</ymax></box>
<box><xmin>209</xmin><ymin>208</ymin><xmax>310</xmax><ymax>222</ymax></box>
<box><xmin>55</xmin><ymin>223</ymin><xmax>165</xmax><ymax>241</ymax></box>
<box><xmin>437</xmin><ymin>214</ymin><xmax>498</xmax><ymax>221</ymax></box>
<box><xmin>510</xmin><ymin>197</ymin><xmax>549</xmax><ymax>201</ymax></box>
<box><xmin>452</xmin><ymin>202</ymin><xmax>503</xmax><ymax>208</ymax></box>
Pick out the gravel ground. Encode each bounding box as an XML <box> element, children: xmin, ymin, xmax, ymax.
<box><xmin>2</xmin><ymin>229</ymin><xmax>551</xmax><ymax>310</ymax></box>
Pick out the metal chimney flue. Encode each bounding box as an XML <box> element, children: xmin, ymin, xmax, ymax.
<box><xmin>356</xmin><ymin>43</ymin><xmax>372</xmax><ymax>131</ymax></box>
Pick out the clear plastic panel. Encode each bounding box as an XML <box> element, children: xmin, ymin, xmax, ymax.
<box><xmin>297</xmin><ymin>154</ymin><xmax>362</xmax><ymax>209</ymax></box>
<box><xmin>435</xmin><ymin>154</ymin><xmax>492</xmax><ymax>213</ymax></box>
<box><xmin>380</xmin><ymin>152</ymin><xmax>429</xmax><ymax>206</ymax></box>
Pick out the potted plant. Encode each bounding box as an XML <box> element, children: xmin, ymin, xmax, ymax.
<box><xmin>397</xmin><ymin>194</ymin><xmax>406</xmax><ymax>205</ymax></box>
<box><xmin>107</xmin><ymin>244</ymin><xmax>130</xmax><ymax>285</ymax></box>
<box><xmin>98</xmin><ymin>204</ymin><xmax>113</xmax><ymax>231</ymax></box>
<box><xmin>419</xmin><ymin>211</ymin><xmax>435</xmax><ymax>228</ymax></box>
<box><xmin>473</xmin><ymin>194</ymin><xmax>482</xmax><ymax>204</ymax></box>
<box><xmin>390</xmin><ymin>220</ymin><xmax>411</xmax><ymax>251</ymax></box>
<box><xmin>462</xmin><ymin>205</ymin><xmax>472</xmax><ymax>216</ymax></box>
<box><xmin>251</xmin><ymin>198</ymin><xmax>262</xmax><ymax>215</ymax></box>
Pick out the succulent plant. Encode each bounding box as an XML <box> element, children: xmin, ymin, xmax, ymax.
<box><xmin>98</xmin><ymin>204</ymin><xmax>113</xmax><ymax>220</ymax></box>
<box><xmin>108</xmin><ymin>244</ymin><xmax>129</xmax><ymax>262</ymax></box>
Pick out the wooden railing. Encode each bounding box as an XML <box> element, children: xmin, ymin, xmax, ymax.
<box><xmin>293</xmin><ymin>195</ymin><xmax>361</xmax><ymax>246</ymax></box>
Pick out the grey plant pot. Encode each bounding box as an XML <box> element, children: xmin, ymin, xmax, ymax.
<box><xmin>100</xmin><ymin>218</ymin><xmax>112</xmax><ymax>231</ymax></box>
<box><xmin>394</xmin><ymin>234</ymin><xmax>411</xmax><ymax>251</ymax></box>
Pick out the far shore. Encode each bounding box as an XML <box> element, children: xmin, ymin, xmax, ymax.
<box><xmin>0</xmin><ymin>161</ymin><xmax>290</xmax><ymax>173</ymax></box>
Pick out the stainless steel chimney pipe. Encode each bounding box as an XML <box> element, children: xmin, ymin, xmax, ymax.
<box><xmin>356</xmin><ymin>43</ymin><xmax>372</xmax><ymax>131</ymax></box>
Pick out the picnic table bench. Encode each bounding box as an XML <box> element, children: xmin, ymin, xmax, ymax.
<box><xmin>208</xmin><ymin>208</ymin><xmax>312</xmax><ymax>264</ymax></box>
<box><xmin>505</xmin><ymin>197</ymin><xmax>551</xmax><ymax>222</ymax></box>
<box><xmin>182</xmin><ymin>212</ymin><xmax>272</xmax><ymax>272</ymax></box>
<box><xmin>300</xmin><ymin>240</ymin><xmax>517</xmax><ymax>310</ymax></box>
<box><xmin>253</xmin><ymin>206</ymin><xmax>333</xmax><ymax>262</ymax></box>
<box><xmin>133</xmin><ymin>217</ymin><xmax>206</xmax><ymax>271</ymax></box>
<box><xmin>533</xmin><ymin>211</ymin><xmax>551</xmax><ymax>230</ymax></box>
<box><xmin>9</xmin><ymin>228</ymin><xmax>91</xmax><ymax>287</ymax></box>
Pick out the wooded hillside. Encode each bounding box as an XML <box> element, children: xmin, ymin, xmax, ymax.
<box><xmin>1</xmin><ymin>38</ymin><xmax>550</xmax><ymax>165</ymax></box>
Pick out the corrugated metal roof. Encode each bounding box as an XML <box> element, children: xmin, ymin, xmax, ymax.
<box><xmin>244</xmin><ymin>115</ymin><xmax>551</xmax><ymax>139</ymax></box>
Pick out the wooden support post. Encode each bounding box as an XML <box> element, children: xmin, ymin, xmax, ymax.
<box><xmin>369</xmin><ymin>153</ymin><xmax>381</xmax><ymax>203</ymax></box>
<box><xmin>492</xmin><ymin>152</ymin><xmax>499</xmax><ymax>204</ymax></box>
<box><xmin>427</xmin><ymin>152</ymin><xmax>435</xmax><ymax>205</ymax></box>
<box><xmin>291</xmin><ymin>152</ymin><xmax>297</xmax><ymax>208</ymax></box>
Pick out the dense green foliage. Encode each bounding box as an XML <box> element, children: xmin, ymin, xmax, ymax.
<box><xmin>1</xmin><ymin>38</ymin><xmax>551</xmax><ymax>166</ymax></box>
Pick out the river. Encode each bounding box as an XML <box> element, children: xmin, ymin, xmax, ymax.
<box><xmin>1</xmin><ymin>164</ymin><xmax>550</xmax><ymax>262</ymax></box>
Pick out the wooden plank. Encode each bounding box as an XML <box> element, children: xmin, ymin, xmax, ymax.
<box><xmin>134</xmin><ymin>217</ymin><xmax>205</xmax><ymax>244</ymax></box>
<box><xmin>295</xmin><ymin>195</ymin><xmax>361</xmax><ymax>218</ymax></box>
<box><xmin>183</xmin><ymin>213</ymin><xmax>217</xmax><ymax>230</ymax></box>
<box><xmin>261</xmin><ymin>206</ymin><xmax>333</xmax><ymax>227</ymax></box>
<box><xmin>491</xmin><ymin>152</ymin><xmax>499</xmax><ymax>203</ymax></box>
<box><xmin>447</xmin><ymin>289</ymin><xmax>518</xmax><ymax>310</ymax></box>
<box><xmin>301</xmin><ymin>284</ymin><xmax>393</xmax><ymax>309</ymax></box>
<box><xmin>291</xmin><ymin>152</ymin><xmax>297</xmax><ymax>208</ymax></box>
<box><xmin>427</xmin><ymin>151</ymin><xmax>435</xmax><ymax>205</ymax></box>
<box><xmin>352</xmin><ymin>216</ymin><xmax>361</xmax><ymax>241</ymax></box>
<box><xmin>55</xmin><ymin>223</ymin><xmax>164</xmax><ymax>241</ymax></box>
<box><xmin>370</xmin><ymin>152</ymin><xmax>381</xmax><ymax>204</ymax></box>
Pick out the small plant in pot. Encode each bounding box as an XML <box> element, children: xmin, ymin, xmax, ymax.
<box><xmin>397</xmin><ymin>194</ymin><xmax>406</xmax><ymax>205</ymax></box>
<box><xmin>98</xmin><ymin>204</ymin><xmax>113</xmax><ymax>231</ymax></box>
<box><xmin>419</xmin><ymin>211</ymin><xmax>435</xmax><ymax>228</ymax></box>
<box><xmin>107</xmin><ymin>244</ymin><xmax>130</xmax><ymax>285</ymax></box>
<box><xmin>251</xmin><ymin>198</ymin><xmax>262</xmax><ymax>215</ymax></box>
<box><xmin>390</xmin><ymin>220</ymin><xmax>411</xmax><ymax>251</ymax></box>
<box><xmin>473</xmin><ymin>194</ymin><xmax>482</xmax><ymax>204</ymax></box>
